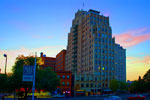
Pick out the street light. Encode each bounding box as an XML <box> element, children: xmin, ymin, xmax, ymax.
<box><xmin>3</xmin><ymin>54</ymin><xmax>7</xmax><ymax>74</ymax></box>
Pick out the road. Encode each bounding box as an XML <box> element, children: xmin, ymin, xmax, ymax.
<box><xmin>4</xmin><ymin>94</ymin><xmax>150</xmax><ymax>100</ymax></box>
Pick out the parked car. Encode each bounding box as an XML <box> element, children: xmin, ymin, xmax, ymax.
<box><xmin>53</xmin><ymin>94</ymin><xmax>65</xmax><ymax>98</ymax></box>
<box><xmin>104</xmin><ymin>96</ymin><xmax>122</xmax><ymax>100</ymax></box>
<box><xmin>127</xmin><ymin>94</ymin><xmax>146</xmax><ymax>100</ymax></box>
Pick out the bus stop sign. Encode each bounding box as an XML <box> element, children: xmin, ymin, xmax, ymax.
<box><xmin>22</xmin><ymin>65</ymin><xmax>33</xmax><ymax>82</ymax></box>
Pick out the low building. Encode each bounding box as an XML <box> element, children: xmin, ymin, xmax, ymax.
<box><xmin>56</xmin><ymin>71</ymin><xmax>72</xmax><ymax>96</ymax></box>
<box><xmin>40</xmin><ymin>52</ymin><xmax>56</xmax><ymax>70</ymax></box>
<box><xmin>56</xmin><ymin>50</ymin><xmax>66</xmax><ymax>71</ymax></box>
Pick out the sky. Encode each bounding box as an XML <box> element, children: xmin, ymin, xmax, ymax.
<box><xmin>0</xmin><ymin>0</ymin><xmax>150</xmax><ymax>81</ymax></box>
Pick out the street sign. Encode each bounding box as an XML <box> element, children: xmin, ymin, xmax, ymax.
<box><xmin>22</xmin><ymin>65</ymin><xmax>33</xmax><ymax>82</ymax></box>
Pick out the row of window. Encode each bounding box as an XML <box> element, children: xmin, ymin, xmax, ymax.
<box><xmin>94</xmin><ymin>55</ymin><xmax>114</xmax><ymax>60</ymax></box>
<box><xmin>94</xmin><ymin>38</ymin><xmax>114</xmax><ymax>44</ymax></box>
<box><xmin>95</xmin><ymin>59</ymin><xmax>114</xmax><ymax>63</ymax></box>
<box><xmin>76</xmin><ymin>75</ymin><xmax>114</xmax><ymax>81</ymax></box>
<box><xmin>62</xmin><ymin>82</ymin><xmax>70</xmax><ymax>86</ymax></box>
<box><xmin>57</xmin><ymin>75</ymin><xmax>70</xmax><ymax>79</ymax></box>
<box><xmin>80</xmin><ymin>83</ymin><xmax>108</xmax><ymax>88</ymax></box>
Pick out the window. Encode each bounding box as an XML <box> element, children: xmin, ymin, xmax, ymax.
<box><xmin>62</xmin><ymin>82</ymin><xmax>65</xmax><ymax>86</ymax></box>
<box><xmin>57</xmin><ymin>75</ymin><xmax>60</xmax><ymax>78</ymax></box>
<box><xmin>81</xmin><ymin>77</ymin><xmax>84</xmax><ymax>81</ymax></box>
<box><xmin>95</xmin><ymin>77</ymin><xmax>97</xmax><ymax>81</ymax></box>
<box><xmin>98</xmin><ymin>83</ymin><xmax>101</xmax><ymax>88</ymax></box>
<box><xmin>91</xmin><ymin>83</ymin><xmax>93</xmax><ymax>87</ymax></box>
<box><xmin>81</xmin><ymin>84</ymin><xmax>84</xmax><ymax>88</ymax></box>
<box><xmin>67</xmin><ymin>75</ymin><xmax>70</xmax><ymax>79</ymax></box>
<box><xmin>62</xmin><ymin>75</ymin><xmax>65</xmax><ymax>79</ymax></box>
<box><xmin>67</xmin><ymin>82</ymin><xmax>69</xmax><ymax>86</ymax></box>
<box><xmin>86</xmin><ymin>84</ymin><xmax>89</xmax><ymax>87</ymax></box>
<box><xmin>86</xmin><ymin>77</ymin><xmax>89</xmax><ymax>81</ymax></box>
<box><xmin>102</xmin><ymin>28</ymin><xmax>104</xmax><ymax>32</ymax></box>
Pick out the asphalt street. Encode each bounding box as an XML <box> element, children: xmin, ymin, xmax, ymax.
<box><xmin>4</xmin><ymin>94</ymin><xmax>150</xmax><ymax>100</ymax></box>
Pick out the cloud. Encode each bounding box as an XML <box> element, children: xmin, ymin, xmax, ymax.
<box><xmin>127</xmin><ymin>56</ymin><xmax>150</xmax><ymax>66</ymax></box>
<box><xmin>142</xmin><ymin>56</ymin><xmax>150</xmax><ymax>65</ymax></box>
<box><xmin>114</xmin><ymin>27</ymin><xmax>150</xmax><ymax>48</ymax></box>
<box><xmin>127</xmin><ymin>56</ymin><xmax>150</xmax><ymax>81</ymax></box>
<box><xmin>0</xmin><ymin>45</ymin><xmax>66</xmax><ymax>73</ymax></box>
<box><xmin>103</xmin><ymin>12</ymin><xmax>110</xmax><ymax>17</ymax></box>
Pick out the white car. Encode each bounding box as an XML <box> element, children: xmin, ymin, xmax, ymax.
<box><xmin>104</xmin><ymin>96</ymin><xmax>122</xmax><ymax>100</ymax></box>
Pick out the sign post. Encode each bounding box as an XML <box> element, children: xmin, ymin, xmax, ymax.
<box><xmin>22</xmin><ymin>53</ymin><xmax>37</xmax><ymax>100</ymax></box>
<box><xmin>32</xmin><ymin>52</ymin><xmax>37</xmax><ymax>100</ymax></box>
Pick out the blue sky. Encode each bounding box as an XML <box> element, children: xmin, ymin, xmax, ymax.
<box><xmin>0</xmin><ymin>0</ymin><xmax>150</xmax><ymax>80</ymax></box>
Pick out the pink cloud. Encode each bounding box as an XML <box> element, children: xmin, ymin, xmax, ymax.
<box><xmin>114</xmin><ymin>28</ymin><xmax>150</xmax><ymax>48</ymax></box>
<box><xmin>142</xmin><ymin>56</ymin><xmax>150</xmax><ymax>65</ymax></box>
<box><xmin>127</xmin><ymin>56</ymin><xmax>150</xmax><ymax>65</ymax></box>
<box><xmin>103</xmin><ymin>12</ymin><xmax>110</xmax><ymax>16</ymax></box>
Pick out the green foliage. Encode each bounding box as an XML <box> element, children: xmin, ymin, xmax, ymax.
<box><xmin>143</xmin><ymin>69</ymin><xmax>150</xmax><ymax>91</ymax></box>
<box><xmin>119</xmin><ymin>81</ymin><xmax>128</xmax><ymax>91</ymax></box>
<box><xmin>36</xmin><ymin>67</ymin><xmax>60</xmax><ymax>92</ymax></box>
<box><xmin>3</xmin><ymin>56</ymin><xmax>60</xmax><ymax>99</ymax></box>
<box><xmin>129</xmin><ymin>69</ymin><xmax>150</xmax><ymax>93</ymax></box>
<box><xmin>109</xmin><ymin>80</ymin><xmax>128</xmax><ymax>92</ymax></box>
<box><xmin>109</xmin><ymin>79</ymin><xmax>119</xmax><ymax>92</ymax></box>
<box><xmin>129</xmin><ymin>81</ymin><xmax>138</xmax><ymax>93</ymax></box>
<box><xmin>143</xmin><ymin>69</ymin><xmax>150</xmax><ymax>81</ymax></box>
<box><xmin>0</xmin><ymin>74</ymin><xmax>8</xmax><ymax>93</ymax></box>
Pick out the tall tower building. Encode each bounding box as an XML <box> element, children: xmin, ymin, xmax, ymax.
<box><xmin>65</xmin><ymin>9</ymin><xmax>126</xmax><ymax>90</ymax></box>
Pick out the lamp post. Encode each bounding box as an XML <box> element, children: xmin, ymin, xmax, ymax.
<box><xmin>3</xmin><ymin>54</ymin><xmax>7</xmax><ymax>74</ymax></box>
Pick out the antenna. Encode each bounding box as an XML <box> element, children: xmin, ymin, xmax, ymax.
<box><xmin>83</xmin><ymin>2</ymin><xmax>84</xmax><ymax>10</ymax></box>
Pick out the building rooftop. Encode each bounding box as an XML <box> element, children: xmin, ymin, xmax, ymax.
<box><xmin>88</xmin><ymin>9</ymin><xmax>100</xmax><ymax>14</ymax></box>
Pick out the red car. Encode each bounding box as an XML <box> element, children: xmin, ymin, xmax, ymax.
<box><xmin>128</xmin><ymin>94</ymin><xmax>146</xmax><ymax>100</ymax></box>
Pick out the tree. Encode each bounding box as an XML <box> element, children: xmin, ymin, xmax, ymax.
<box><xmin>35</xmin><ymin>67</ymin><xmax>60</xmax><ymax>92</ymax></box>
<box><xmin>128</xmin><ymin>69</ymin><xmax>150</xmax><ymax>93</ymax></box>
<box><xmin>109</xmin><ymin>79</ymin><xmax>119</xmax><ymax>92</ymax></box>
<box><xmin>143</xmin><ymin>69</ymin><xmax>150</xmax><ymax>92</ymax></box>
<box><xmin>129</xmin><ymin>77</ymin><xmax>146</xmax><ymax>93</ymax></box>
<box><xmin>143</xmin><ymin>69</ymin><xmax>150</xmax><ymax>81</ymax></box>
<box><xmin>129</xmin><ymin>81</ymin><xmax>138</xmax><ymax>93</ymax></box>
<box><xmin>119</xmin><ymin>81</ymin><xmax>128</xmax><ymax>91</ymax></box>
<box><xmin>8</xmin><ymin>56</ymin><xmax>60</xmax><ymax>100</ymax></box>
<box><xmin>0</xmin><ymin>74</ymin><xmax>8</xmax><ymax>93</ymax></box>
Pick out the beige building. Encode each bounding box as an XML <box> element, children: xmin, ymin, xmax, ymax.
<box><xmin>65</xmin><ymin>9</ymin><xmax>126</xmax><ymax>92</ymax></box>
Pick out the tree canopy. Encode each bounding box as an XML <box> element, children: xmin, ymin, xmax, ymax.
<box><xmin>109</xmin><ymin>79</ymin><xmax>119</xmax><ymax>92</ymax></box>
<box><xmin>109</xmin><ymin>79</ymin><xmax>128</xmax><ymax>92</ymax></box>
<box><xmin>129</xmin><ymin>69</ymin><xmax>150</xmax><ymax>93</ymax></box>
